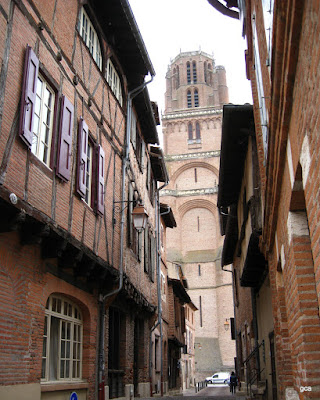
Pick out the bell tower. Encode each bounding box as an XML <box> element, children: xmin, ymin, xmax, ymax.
<box><xmin>161</xmin><ymin>50</ymin><xmax>235</xmax><ymax>380</ymax></box>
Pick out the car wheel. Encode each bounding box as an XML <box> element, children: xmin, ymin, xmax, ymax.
<box><xmin>224</xmin><ymin>379</ymin><xmax>228</xmax><ymax>384</ymax></box>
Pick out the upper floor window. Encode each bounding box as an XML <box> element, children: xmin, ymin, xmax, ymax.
<box><xmin>192</xmin><ymin>61</ymin><xmax>197</xmax><ymax>83</ymax></box>
<box><xmin>106</xmin><ymin>59</ymin><xmax>123</xmax><ymax>106</ymax></box>
<box><xmin>187</xmin><ymin>62</ymin><xmax>191</xmax><ymax>84</ymax></box>
<box><xmin>78</xmin><ymin>7</ymin><xmax>102</xmax><ymax>70</ymax></box>
<box><xmin>77</xmin><ymin>118</ymin><xmax>105</xmax><ymax>215</ymax></box>
<box><xmin>187</xmin><ymin>90</ymin><xmax>192</xmax><ymax>108</ymax></box>
<box><xmin>20</xmin><ymin>46</ymin><xmax>74</xmax><ymax>182</ymax></box>
<box><xmin>42</xmin><ymin>295</ymin><xmax>82</xmax><ymax>382</ymax></box>
<box><xmin>84</xmin><ymin>140</ymin><xmax>93</xmax><ymax>206</ymax></box>
<box><xmin>194</xmin><ymin>89</ymin><xmax>199</xmax><ymax>107</ymax></box>
<box><xmin>32</xmin><ymin>74</ymin><xmax>55</xmax><ymax>165</ymax></box>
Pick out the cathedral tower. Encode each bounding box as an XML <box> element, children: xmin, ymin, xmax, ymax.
<box><xmin>161</xmin><ymin>50</ymin><xmax>235</xmax><ymax>379</ymax></box>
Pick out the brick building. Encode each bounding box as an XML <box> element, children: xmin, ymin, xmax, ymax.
<box><xmin>161</xmin><ymin>50</ymin><xmax>235</xmax><ymax>380</ymax></box>
<box><xmin>210</xmin><ymin>0</ymin><xmax>320</xmax><ymax>399</ymax></box>
<box><xmin>0</xmin><ymin>1</ymin><xmax>167</xmax><ymax>400</ymax></box>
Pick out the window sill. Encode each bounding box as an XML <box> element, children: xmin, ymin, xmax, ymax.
<box><xmin>41</xmin><ymin>381</ymin><xmax>89</xmax><ymax>392</ymax></box>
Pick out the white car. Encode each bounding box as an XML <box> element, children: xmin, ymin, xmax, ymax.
<box><xmin>205</xmin><ymin>372</ymin><xmax>230</xmax><ymax>384</ymax></box>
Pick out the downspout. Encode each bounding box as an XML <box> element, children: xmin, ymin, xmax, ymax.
<box><xmin>149</xmin><ymin>173</ymin><xmax>169</xmax><ymax>396</ymax></box>
<box><xmin>98</xmin><ymin>75</ymin><xmax>154</xmax><ymax>400</ymax></box>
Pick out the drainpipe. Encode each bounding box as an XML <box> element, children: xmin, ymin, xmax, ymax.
<box><xmin>98</xmin><ymin>75</ymin><xmax>154</xmax><ymax>400</ymax></box>
<box><xmin>149</xmin><ymin>174</ymin><xmax>169</xmax><ymax>396</ymax></box>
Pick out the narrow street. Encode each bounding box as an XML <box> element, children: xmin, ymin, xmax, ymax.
<box><xmin>137</xmin><ymin>385</ymin><xmax>245</xmax><ymax>400</ymax></box>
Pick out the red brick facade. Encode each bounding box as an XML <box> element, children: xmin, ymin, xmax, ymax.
<box><xmin>0</xmin><ymin>1</ymin><xmax>163</xmax><ymax>399</ymax></box>
<box><xmin>213</xmin><ymin>0</ymin><xmax>320</xmax><ymax>399</ymax></box>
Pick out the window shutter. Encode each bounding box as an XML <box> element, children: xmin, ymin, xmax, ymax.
<box><xmin>19</xmin><ymin>45</ymin><xmax>39</xmax><ymax>147</ymax></box>
<box><xmin>56</xmin><ymin>96</ymin><xmax>74</xmax><ymax>181</ymax></box>
<box><xmin>150</xmin><ymin>234</ymin><xmax>155</xmax><ymax>282</ymax></box>
<box><xmin>96</xmin><ymin>144</ymin><xmax>105</xmax><ymax>215</ymax></box>
<box><xmin>77</xmin><ymin>118</ymin><xmax>88</xmax><ymax>197</ymax></box>
<box><xmin>144</xmin><ymin>228</ymin><xmax>149</xmax><ymax>273</ymax></box>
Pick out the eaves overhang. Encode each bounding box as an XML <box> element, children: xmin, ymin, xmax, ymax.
<box><xmin>221</xmin><ymin>204</ymin><xmax>238</xmax><ymax>267</ymax></box>
<box><xmin>168</xmin><ymin>278</ymin><xmax>191</xmax><ymax>304</ymax></box>
<box><xmin>92</xmin><ymin>0</ymin><xmax>155</xmax><ymax>88</ymax></box>
<box><xmin>134</xmin><ymin>89</ymin><xmax>159</xmax><ymax>145</ymax></box>
<box><xmin>160</xmin><ymin>203</ymin><xmax>176</xmax><ymax>228</ymax></box>
<box><xmin>150</xmin><ymin>146</ymin><xmax>168</xmax><ymax>182</ymax></box>
<box><xmin>240</xmin><ymin>231</ymin><xmax>267</xmax><ymax>288</ymax></box>
<box><xmin>217</xmin><ymin>104</ymin><xmax>254</xmax><ymax>210</ymax></box>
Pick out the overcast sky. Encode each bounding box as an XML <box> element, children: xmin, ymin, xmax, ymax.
<box><xmin>129</xmin><ymin>0</ymin><xmax>252</xmax><ymax>116</ymax></box>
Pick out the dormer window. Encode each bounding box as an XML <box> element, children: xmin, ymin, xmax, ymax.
<box><xmin>106</xmin><ymin>59</ymin><xmax>123</xmax><ymax>106</ymax></box>
<box><xmin>78</xmin><ymin>7</ymin><xmax>102</xmax><ymax>70</ymax></box>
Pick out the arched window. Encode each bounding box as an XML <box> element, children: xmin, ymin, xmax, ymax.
<box><xmin>208</xmin><ymin>63</ymin><xmax>212</xmax><ymax>86</ymax></box>
<box><xmin>204</xmin><ymin>61</ymin><xmax>207</xmax><ymax>83</ymax></box>
<box><xmin>106</xmin><ymin>59</ymin><xmax>123</xmax><ymax>106</ymax></box>
<box><xmin>194</xmin><ymin>89</ymin><xmax>199</xmax><ymax>107</ymax></box>
<box><xmin>187</xmin><ymin>90</ymin><xmax>192</xmax><ymax>108</ymax></box>
<box><xmin>173</xmin><ymin>68</ymin><xmax>176</xmax><ymax>89</ymax></box>
<box><xmin>188</xmin><ymin>123</ymin><xmax>193</xmax><ymax>140</ymax></box>
<box><xmin>176</xmin><ymin>66</ymin><xmax>180</xmax><ymax>88</ymax></box>
<box><xmin>196</xmin><ymin>122</ymin><xmax>201</xmax><ymax>139</ymax></box>
<box><xmin>42</xmin><ymin>295</ymin><xmax>83</xmax><ymax>381</ymax></box>
<box><xmin>78</xmin><ymin>7</ymin><xmax>102</xmax><ymax>70</ymax></box>
<box><xmin>192</xmin><ymin>61</ymin><xmax>197</xmax><ymax>83</ymax></box>
<box><xmin>187</xmin><ymin>62</ymin><xmax>191</xmax><ymax>84</ymax></box>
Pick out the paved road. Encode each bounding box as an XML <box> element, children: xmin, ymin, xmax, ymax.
<box><xmin>183</xmin><ymin>384</ymin><xmax>244</xmax><ymax>399</ymax></box>
<box><xmin>137</xmin><ymin>384</ymin><xmax>245</xmax><ymax>400</ymax></box>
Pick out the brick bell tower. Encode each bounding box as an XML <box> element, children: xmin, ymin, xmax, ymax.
<box><xmin>161</xmin><ymin>50</ymin><xmax>235</xmax><ymax>380</ymax></box>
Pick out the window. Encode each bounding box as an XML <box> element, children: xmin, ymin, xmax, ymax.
<box><xmin>20</xmin><ymin>46</ymin><xmax>74</xmax><ymax>181</ymax></box>
<box><xmin>176</xmin><ymin>66</ymin><xmax>180</xmax><ymax>88</ymax></box>
<box><xmin>198</xmin><ymin>264</ymin><xmax>201</xmax><ymax>276</ymax></box>
<box><xmin>187</xmin><ymin>62</ymin><xmax>191</xmax><ymax>84</ymax></box>
<box><xmin>161</xmin><ymin>272</ymin><xmax>166</xmax><ymax>296</ymax></box>
<box><xmin>32</xmin><ymin>74</ymin><xmax>55</xmax><ymax>165</ymax></box>
<box><xmin>194</xmin><ymin>89</ymin><xmax>199</xmax><ymax>107</ymax></box>
<box><xmin>85</xmin><ymin>140</ymin><xmax>93</xmax><ymax>205</ymax></box>
<box><xmin>127</xmin><ymin>183</ymin><xmax>142</xmax><ymax>259</ymax></box>
<box><xmin>204</xmin><ymin>61</ymin><xmax>207</xmax><ymax>83</ymax></box>
<box><xmin>144</xmin><ymin>225</ymin><xmax>155</xmax><ymax>281</ymax></box>
<box><xmin>78</xmin><ymin>7</ymin><xmax>102</xmax><ymax>70</ymax></box>
<box><xmin>188</xmin><ymin>123</ymin><xmax>193</xmax><ymax>140</ymax></box>
<box><xmin>196</xmin><ymin>122</ymin><xmax>201</xmax><ymax>139</ymax></box>
<box><xmin>42</xmin><ymin>295</ymin><xmax>82</xmax><ymax>382</ymax></box>
<box><xmin>77</xmin><ymin>118</ymin><xmax>105</xmax><ymax>214</ymax></box>
<box><xmin>187</xmin><ymin>91</ymin><xmax>192</xmax><ymax>108</ymax></box>
<box><xmin>192</xmin><ymin>61</ymin><xmax>197</xmax><ymax>83</ymax></box>
<box><xmin>194</xmin><ymin>168</ymin><xmax>197</xmax><ymax>183</ymax></box>
<box><xmin>106</xmin><ymin>59</ymin><xmax>123</xmax><ymax>106</ymax></box>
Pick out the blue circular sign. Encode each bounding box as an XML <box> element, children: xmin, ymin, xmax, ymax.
<box><xmin>70</xmin><ymin>392</ymin><xmax>78</xmax><ymax>400</ymax></box>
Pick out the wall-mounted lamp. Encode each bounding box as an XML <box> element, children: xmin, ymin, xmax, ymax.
<box><xmin>224</xmin><ymin>318</ymin><xmax>230</xmax><ymax>331</ymax></box>
<box><xmin>132</xmin><ymin>203</ymin><xmax>148</xmax><ymax>231</ymax></box>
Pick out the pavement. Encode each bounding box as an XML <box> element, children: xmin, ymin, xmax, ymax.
<box><xmin>136</xmin><ymin>383</ymin><xmax>246</xmax><ymax>400</ymax></box>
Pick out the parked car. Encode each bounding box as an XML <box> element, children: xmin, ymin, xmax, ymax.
<box><xmin>205</xmin><ymin>372</ymin><xmax>230</xmax><ymax>384</ymax></box>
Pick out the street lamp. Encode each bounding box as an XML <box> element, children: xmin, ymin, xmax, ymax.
<box><xmin>132</xmin><ymin>203</ymin><xmax>148</xmax><ymax>231</ymax></box>
<box><xmin>224</xmin><ymin>318</ymin><xmax>230</xmax><ymax>331</ymax></box>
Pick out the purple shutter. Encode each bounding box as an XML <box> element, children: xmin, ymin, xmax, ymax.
<box><xmin>56</xmin><ymin>96</ymin><xmax>74</xmax><ymax>181</ymax></box>
<box><xmin>77</xmin><ymin>118</ymin><xmax>88</xmax><ymax>197</ymax></box>
<box><xmin>96</xmin><ymin>145</ymin><xmax>105</xmax><ymax>215</ymax></box>
<box><xmin>19</xmin><ymin>45</ymin><xmax>39</xmax><ymax>147</ymax></box>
